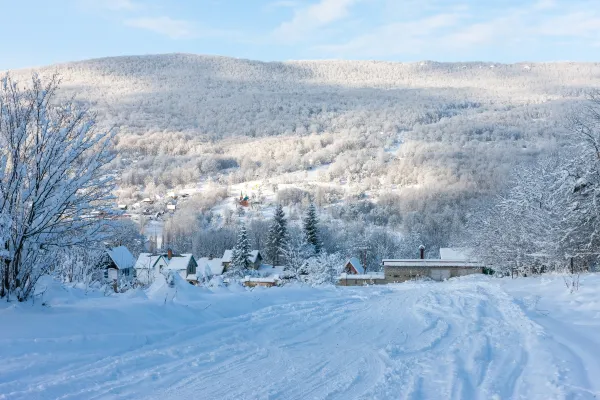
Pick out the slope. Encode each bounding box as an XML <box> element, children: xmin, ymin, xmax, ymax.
<box><xmin>1</xmin><ymin>275</ymin><xmax>599</xmax><ymax>399</ymax></box>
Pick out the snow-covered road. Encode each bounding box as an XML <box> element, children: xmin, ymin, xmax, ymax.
<box><xmin>1</xmin><ymin>275</ymin><xmax>600</xmax><ymax>399</ymax></box>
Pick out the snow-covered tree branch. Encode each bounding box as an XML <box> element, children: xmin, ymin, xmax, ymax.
<box><xmin>0</xmin><ymin>73</ymin><xmax>116</xmax><ymax>301</ymax></box>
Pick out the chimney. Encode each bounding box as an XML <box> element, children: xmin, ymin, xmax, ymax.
<box><xmin>167</xmin><ymin>248</ymin><xmax>173</xmax><ymax>260</ymax></box>
<box><xmin>419</xmin><ymin>245</ymin><xmax>425</xmax><ymax>260</ymax></box>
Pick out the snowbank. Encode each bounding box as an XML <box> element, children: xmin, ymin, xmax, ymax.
<box><xmin>1</xmin><ymin>274</ymin><xmax>600</xmax><ymax>399</ymax></box>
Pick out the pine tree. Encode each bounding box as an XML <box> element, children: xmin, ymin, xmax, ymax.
<box><xmin>303</xmin><ymin>202</ymin><xmax>321</xmax><ymax>253</ymax></box>
<box><xmin>231</xmin><ymin>222</ymin><xmax>251</xmax><ymax>275</ymax></box>
<box><xmin>266</xmin><ymin>204</ymin><xmax>288</xmax><ymax>266</ymax></box>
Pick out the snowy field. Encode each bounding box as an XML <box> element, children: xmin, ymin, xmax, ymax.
<box><xmin>1</xmin><ymin>275</ymin><xmax>600</xmax><ymax>400</ymax></box>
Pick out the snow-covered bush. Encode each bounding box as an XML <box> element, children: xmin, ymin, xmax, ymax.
<box><xmin>304</xmin><ymin>252</ymin><xmax>344</xmax><ymax>286</ymax></box>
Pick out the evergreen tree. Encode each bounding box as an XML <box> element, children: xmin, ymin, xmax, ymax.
<box><xmin>303</xmin><ymin>202</ymin><xmax>321</xmax><ymax>253</ymax></box>
<box><xmin>266</xmin><ymin>204</ymin><xmax>288</xmax><ymax>266</ymax></box>
<box><xmin>231</xmin><ymin>222</ymin><xmax>251</xmax><ymax>275</ymax></box>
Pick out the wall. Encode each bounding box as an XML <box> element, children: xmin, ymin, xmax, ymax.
<box><xmin>338</xmin><ymin>278</ymin><xmax>386</xmax><ymax>286</ymax></box>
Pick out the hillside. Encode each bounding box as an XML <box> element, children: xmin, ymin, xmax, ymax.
<box><xmin>7</xmin><ymin>54</ymin><xmax>600</xmax><ymax>251</ymax></box>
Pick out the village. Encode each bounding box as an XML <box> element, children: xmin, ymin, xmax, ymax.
<box><xmin>101</xmin><ymin>243</ymin><xmax>484</xmax><ymax>291</ymax></box>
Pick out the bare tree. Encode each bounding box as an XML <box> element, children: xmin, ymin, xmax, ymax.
<box><xmin>0</xmin><ymin>73</ymin><xmax>115</xmax><ymax>301</ymax></box>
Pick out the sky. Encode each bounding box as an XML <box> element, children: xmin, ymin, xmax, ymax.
<box><xmin>1</xmin><ymin>0</ymin><xmax>599</xmax><ymax>70</ymax></box>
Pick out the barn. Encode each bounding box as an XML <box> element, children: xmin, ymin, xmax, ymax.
<box><xmin>382</xmin><ymin>246</ymin><xmax>482</xmax><ymax>283</ymax></box>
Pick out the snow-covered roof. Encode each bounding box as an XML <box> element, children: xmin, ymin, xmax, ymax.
<box><xmin>222</xmin><ymin>250</ymin><xmax>261</xmax><ymax>264</ymax></box>
<box><xmin>339</xmin><ymin>273</ymin><xmax>385</xmax><ymax>280</ymax></box>
<box><xmin>222</xmin><ymin>250</ymin><xmax>233</xmax><ymax>263</ymax></box>
<box><xmin>164</xmin><ymin>253</ymin><xmax>195</xmax><ymax>271</ymax></box>
<box><xmin>197</xmin><ymin>257</ymin><xmax>225</xmax><ymax>276</ymax></box>
<box><xmin>346</xmin><ymin>257</ymin><xmax>365</xmax><ymax>274</ymax></box>
<box><xmin>106</xmin><ymin>246</ymin><xmax>135</xmax><ymax>270</ymax></box>
<box><xmin>135</xmin><ymin>253</ymin><xmax>167</xmax><ymax>270</ymax></box>
<box><xmin>439</xmin><ymin>248</ymin><xmax>475</xmax><ymax>261</ymax></box>
<box><xmin>249</xmin><ymin>250</ymin><xmax>261</xmax><ymax>264</ymax></box>
<box><xmin>383</xmin><ymin>259</ymin><xmax>482</xmax><ymax>268</ymax></box>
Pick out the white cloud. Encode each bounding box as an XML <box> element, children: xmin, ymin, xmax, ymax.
<box><xmin>125</xmin><ymin>17</ymin><xmax>196</xmax><ymax>39</ymax></box>
<box><xmin>317</xmin><ymin>13</ymin><xmax>464</xmax><ymax>57</ymax></box>
<box><xmin>273</xmin><ymin>0</ymin><xmax>362</xmax><ymax>43</ymax></box>
<box><xmin>315</xmin><ymin>0</ymin><xmax>600</xmax><ymax>59</ymax></box>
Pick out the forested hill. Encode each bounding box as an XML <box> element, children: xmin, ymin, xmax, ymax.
<box><xmin>7</xmin><ymin>54</ymin><xmax>600</xmax><ymax>250</ymax></box>
<box><xmin>7</xmin><ymin>54</ymin><xmax>600</xmax><ymax>137</ymax></box>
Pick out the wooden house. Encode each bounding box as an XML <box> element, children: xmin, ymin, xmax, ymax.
<box><xmin>162</xmin><ymin>249</ymin><xmax>198</xmax><ymax>283</ymax></box>
<box><xmin>344</xmin><ymin>257</ymin><xmax>365</xmax><ymax>275</ymax></box>
<box><xmin>102</xmin><ymin>246</ymin><xmax>135</xmax><ymax>285</ymax></box>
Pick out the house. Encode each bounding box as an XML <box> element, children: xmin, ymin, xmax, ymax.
<box><xmin>166</xmin><ymin>204</ymin><xmax>176</xmax><ymax>211</ymax></box>
<box><xmin>142</xmin><ymin>197</ymin><xmax>154</xmax><ymax>204</ymax></box>
<box><xmin>222</xmin><ymin>249</ymin><xmax>263</xmax><ymax>271</ymax></box>
<box><xmin>196</xmin><ymin>257</ymin><xmax>225</xmax><ymax>280</ymax></box>
<box><xmin>382</xmin><ymin>245</ymin><xmax>483</xmax><ymax>283</ymax></box>
<box><xmin>134</xmin><ymin>253</ymin><xmax>168</xmax><ymax>285</ymax></box>
<box><xmin>102</xmin><ymin>246</ymin><xmax>135</xmax><ymax>284</ymax></box>
<box><xmin>135</xmin><ymin>249</ymin><xmax>199</xmax><ymax>284</ymax></box>
<box><xmin>117</xmin><ymin>204</ymin><xmax>128</xmax><ymax>210</ymax></box>
<box><xmin>162</xmin><ymin>249</ymin><xmax>198</xmax><ymax>283</ymax></box>
<box><xmin>344</xmin><ymin>257</ymin><xmax>365</xmax><ymax>275</ymax></box>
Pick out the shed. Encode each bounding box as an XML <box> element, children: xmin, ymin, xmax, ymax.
<box><xmin>344</xmin><ymin>257</ymin><xmax>365</xmax><ymax>275</ymax></box>
<box><xmin>103</xmin><ymin>246</ymin><xmax>135</xmax><ymax>282</ymax></box>
<box><xmin>163</xmin><ymin>251</ymin><xmax>198</xmax><ymax>283</ymax></box>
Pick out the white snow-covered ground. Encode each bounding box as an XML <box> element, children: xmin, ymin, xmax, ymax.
<box><xmin>1</xmin><ymin>274</ymin><xmax>600</xmax><ymax>400</ymax></box>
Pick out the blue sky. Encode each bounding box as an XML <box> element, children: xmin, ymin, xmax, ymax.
<box><xmin>2</xmin><ymin>0</ymin><xmax>600</xmax><ymax>69</ymax></box>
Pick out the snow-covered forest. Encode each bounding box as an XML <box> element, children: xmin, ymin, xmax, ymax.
<box><xmin>5</xmin><ymin>54</ymin><xmax>600</xmax><ymax>274</ymax></box>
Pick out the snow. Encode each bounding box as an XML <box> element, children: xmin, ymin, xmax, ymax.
<box><xmin>2</xmin><ymin>274</ymin><xmax>600</xmax><ymax>399</ymax></box>
<box><xmin>222</xmin><ymin>249</ymin><xmax>233</xmax><ymax>263</ymax></box>
<box><xmin>163</xmin><ymin>253</ymin><xmax>194</xmax><ymax>271</ymax></box>
<box><xmin>106</xmin><ymin>246</ymin><xmax>135</xmax><ymax>270</ymax></box>
<box><xmin>243</xmin><ymin>275</ymin><xmax>279</xmax><ymax>283</ymax></box>
<box><xmin>197</xmin><ymin>257</ymin><xmax>225</xmax><ymax>276</ymax></box>
<box><xmin>222</xmin><ymin>249</ymin><xmax>260</xmax><ymax>264</ymax></box>
<box><xmin>439</xmin><ymin>247</ymin><xmax>474</xmax><ymax>261</ymax></box>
